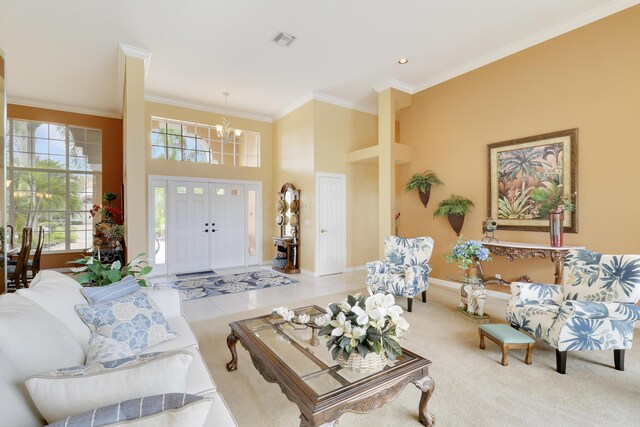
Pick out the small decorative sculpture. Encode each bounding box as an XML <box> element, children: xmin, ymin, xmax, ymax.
<box><xmin>482</xmin><ymin>218</ymin><xmax>498</xmax><ymax>243</ymax></box>
<box><xmin>463</xmin><ymin>284</ymin><xmax>487</xmax><ymax>316</ymax></box>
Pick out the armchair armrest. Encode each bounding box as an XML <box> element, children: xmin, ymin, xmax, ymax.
<box><xmin>366</xmin><ymin>260</ymin><xmax>386</xmax><ymax>275</ymax></box>
<box><xmin>563</xmin><ymin>301</ymin><xmax>640</xmax><ymax>321</ymax></box>
<box><xmin>509</xmin><ymin>282</ymin><xmax>563</xmax><ymax>306</ymax></box>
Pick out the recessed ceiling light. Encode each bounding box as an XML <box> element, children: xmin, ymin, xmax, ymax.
<box><xmin>398</xmin><ymin>58</ymin><xmax>408</xmax><ymax>64</ymax></box>
<box><xmin>273</xmin><ymin>32</ymin><xmax>296</xmax><ymax>47</ymax></box>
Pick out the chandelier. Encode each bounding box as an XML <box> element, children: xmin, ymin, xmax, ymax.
<box><xmin>216</xmin><ymin>92</ymin><xmax>242</xmax><ymax>144</ymax></box>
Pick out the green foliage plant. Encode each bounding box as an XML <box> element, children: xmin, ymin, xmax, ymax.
<box><xmin>102</xmin><ymin>192</ymin><xmax>117</xmax><ymax>204</ymax></box>
<box><xmin>529</xmin><ymin>183</ymin><xmax>575</xmax><ymax>219</ymax></box>
<box><xmin>404</xmin><ymin>170</ymin><xmax>444</xmax><ymax>193</ymax></box>
<box><xmin>497</xmin><ymin>188</ymin><xmax>532</xmax><ymax>219</ymax></box>
<box><xmin>433</xmin><ymin>195</ymin><xmax>474</xmax><ymax>218</ymax></box>
<box><xmin>68</xmin><ymin>252</ymin><xmax>152</xmax><ymax>287</ymax></box>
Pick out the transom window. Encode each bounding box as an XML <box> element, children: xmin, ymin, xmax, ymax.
<box><xmin>151</xmin><ymin>117</ymin><xmax>260</xmax><ymax>167</ymax></box>
<box><xmin>7</xmin><ymin>119</ymin><xmax>102</xmax><ymax>252</ymax></box>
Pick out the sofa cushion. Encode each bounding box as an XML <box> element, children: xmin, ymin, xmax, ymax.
<box><xmin>26</xmin><ymin>351</ymin><xmax>193</xmax><ymax>423</ymax></box>
<box><xmin>16</xmin><ymin>270</ymin><xmax>92</xmax><ymax>351</ymax></box>
<box><xmin>85</xmin><ymin>333</ymin><xmax>135</xmax><ymax>365</ymax></box>
<box><xmin>202</xmin><ymin>392</ymin><xmax>238</xmax><ymax>427</ymax></box>
<box><xmin>143</xmin><ymin>315</ymin><xmax>199</xmax><ymax>352</ymax></box>
<box><xmin>80</xmin><ymin>275</ymin><xmax>141</xmax><ymax>304</ymax></box>
<box><xmin>0</xmin><ymin>350</ymin><xmax>45</xmax><ymax>427</ymax></box>
<box><xmin>46</xmin><ymin>393</ymin><xmax>212</xmax><ymax>427</ymax></box>
<box><xmin>0</xmin><ymin>293</ymin><xmax>86</xmax><ymax>377</ymax></box>
<box><xmin>75</xmin><ymin>291</ymin><xmax>177</xmax><ymax>353</ymax></box>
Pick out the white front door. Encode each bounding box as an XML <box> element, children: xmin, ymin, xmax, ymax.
<box><xmin>167</xmin><ymin>181</ymin><xmax>211</xmax><ymax>274</ymax></box>
<box><xmin>317</xmin><ymin>173</ymin><xmax>346</xmax><ymax>276</ymax></box>
<box><xmin>210</xmin><ymin>183</ymin><xmax>246</xmax><ymax>269</ymax></box>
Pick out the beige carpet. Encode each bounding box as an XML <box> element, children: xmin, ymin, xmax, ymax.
<box><xmin>190</xmin><ymin>284</ymin><xmax>639</xmax><ymax>427</ymax></box>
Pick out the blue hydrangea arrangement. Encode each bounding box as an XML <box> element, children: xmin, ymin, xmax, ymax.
<box><xmin>445</xmin><ymin>237</ymin><xmax>491</xmax><ymax>269</ymax></box>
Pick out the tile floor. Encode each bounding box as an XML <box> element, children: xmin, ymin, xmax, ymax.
<box><xmin>150</xmin><ymin>266</ymin><xmax>367</xmax><ymax>322</ymax></box>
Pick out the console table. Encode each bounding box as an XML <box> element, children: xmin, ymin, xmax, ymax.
<box><xmin>482</xmin><ymin>241</ymin><xmax>583</xmax><ymax>285</ymax></box>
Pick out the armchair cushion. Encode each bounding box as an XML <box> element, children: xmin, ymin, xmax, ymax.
<box><xmin>510</xmin><ymin>282</ymin><xmax>563</xmax><ymax>306</ymax></box>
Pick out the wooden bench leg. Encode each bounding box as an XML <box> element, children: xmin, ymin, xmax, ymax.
<box><xmin>479</xmin><ymin>329</ymin><xmax>485</xmax><ymax>350</ymax></box>
<box><xmin>501</xmin><ymin>344</ymin><xmax>508</xmax><ymax>366</ymax></box>
<box><xmin>525</xmin><ymin>343</ymin><xmax>534</xmax><ymax>365</ymax></box>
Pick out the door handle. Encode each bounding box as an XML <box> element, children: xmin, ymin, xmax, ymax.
<box><xmin>205</xmin><ymin>223</ymin><xmax>209</xmax><ymax>226</ymax></box>
<box><xmin>204</xmin><ymin>229</ymin><xmax>209</xmax><ymax>232</ymax></box>
<box><xmin>211</xmin><ymin>229</ymin><xmax>217</xmax><ymax>233</ymax></box>
<box><xmin>320</xmin><ymin>229</ymin><xmax>327</xmax><ymax>233</ymax></box>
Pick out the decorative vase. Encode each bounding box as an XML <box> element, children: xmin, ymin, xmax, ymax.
<box><xmin>549</xmin><ymin>211</ymin><xmax>563</xmax><ymax>247</ymax></box>
<box><xmin>337</xmin><ymin>350</ymin><xmax>388</xmax><ymax>374</ymax></box>
<box><xmin>447</xmin><ymin>213</ymin><xmax>465</xmax><ymax>236</ymax></box>
<box><xmin>418</xmin><ymin>185</ymin><xmax>432</xmax><ymax>208</ymax></box>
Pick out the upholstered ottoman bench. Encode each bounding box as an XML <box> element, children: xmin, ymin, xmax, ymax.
<box><xmin>479</xmin><ymin>324</ymin><xmax>534</xmax><ymax>366</ymax></box>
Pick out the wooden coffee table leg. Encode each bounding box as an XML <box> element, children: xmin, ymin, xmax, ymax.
<box><xmin>299</xmin><ymin>413</ymin><xmax>337</xmax><ymax>427</ymax></box>
<box><xmin>226</xmin><ymin>330</ymin><xmax>239</xmax><ymax>372</ymax></box>
<box><xmin>413</xmin><ymin>375</ymin><xmax>435</xmax><ymax>426</ymax></box>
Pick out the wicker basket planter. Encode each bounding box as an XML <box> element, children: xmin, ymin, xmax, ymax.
<box><xmin>337</xmin><ymin>351</ymin><xmax>388</xmax><ymax>374</ymax></box>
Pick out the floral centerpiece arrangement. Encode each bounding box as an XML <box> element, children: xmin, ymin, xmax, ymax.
<box><xmin>445</xmin><ymin>237</ymin><xmax>491</xmax><ymax>270</ymax></box>
<box><xmin>275</xmin><ymin>292</ymin><xmax>409</xmax><ymax>373</ymax></box>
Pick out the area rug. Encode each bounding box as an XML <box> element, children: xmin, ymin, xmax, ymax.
<box><xmin>190</xmin><ymin>285</ymin><xmax>639</xmax><ymax>427</ymax></box>
<box><xmin>171</xmin><ymin>270</ymin><xmax>298</xmax><ymax>301</ymax></box>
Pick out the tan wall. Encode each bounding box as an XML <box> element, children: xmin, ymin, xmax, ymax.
<box><xmin>313</xmin><ymin>101</ymin><xmax>379</xmax><ymax>268</ymax></box>
<box><xmin>272</xmin><ymin>102</ymin><xmax>315</xmax><ymax>271</ymax></box>
<box><xmin>145</xmin><ymin>101</ymin><xmax>274</xmax><ymax>261</ymax></box>
<box><xmin>272</xmin><ymin>100</ymin><xmax>379</xmax><ymax>273</ymax></box>
<box><xmin>398</xmin><ymin>5</ymin><xmax>640</xmax><ymax>284</ymax></box>
<box><xmin>7</xmin><ymin>104</ymin><xmax>123</xmax><ymax>269</ymax></box>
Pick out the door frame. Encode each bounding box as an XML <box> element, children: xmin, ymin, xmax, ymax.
<box><xmin>147</xmin><ymin>175</ymin><xmax>262</xmax><ymax>275</ymax></box>
<box><xmin>315</xmin><ymin>172</ymin><xmax>347</xmax><ymax>277</ymax></box>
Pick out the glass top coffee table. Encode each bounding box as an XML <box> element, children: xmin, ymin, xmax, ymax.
<box><xmin>226</xmin><ymin>305</ymin><xmax>435</xmax><ymax>426</ymax></box>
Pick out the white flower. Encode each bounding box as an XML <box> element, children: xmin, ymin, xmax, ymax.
<box><xmin>330</xmin><ymin>312</ymin><xmax>351</xmax><ymax>337</ymax></box>
<box><xmin>314</xmin><ymin>314</ymin><xmax>331</xmax><ymax>327</ymax></box>
<box><xmin>86</xmin><ymin>256</ymin><xmax>94</xmax><ymax>265</ymax></box>
<box><xmin>296</xmin><ymin>314</ymin><xmax>310</xmax><ymax>324</ymax></box>
<box><xmin>338</xmin><ymin>301</ymin><xmax>352</xmax><ymax>313</ymax></box>
<box><xmin>273</xmin><ymin>306</ymin><xmax>295</xmax><ymax>322</ymax></box>
<box><xmin>351</xmin><ymin>305</ymin><xmax>369</xmax><ymax>326</ymax></box>
<box><xmin>395</xmin><ymin>317</ymin><xmax>410</xmax><ymax>335</ymax></box>
<box><xmin>345</xmin><ymin>326</ymin><xmax>367</xmax><ymax>347</ymax></box>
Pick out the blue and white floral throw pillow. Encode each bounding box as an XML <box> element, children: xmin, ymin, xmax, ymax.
<box><xmin>85</xmin><ymin>333</ymin><xmax>135</xmax><ymax>364</ymax></box>
<box><xmin>75</xmin><ymin>291</ymin><xmax>177</xmax><ymax>353</ymax></box>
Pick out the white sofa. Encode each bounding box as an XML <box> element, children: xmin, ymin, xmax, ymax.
<box><xmin>0</xmin><ymin>270</ymin><xmax>236</xmax><ymax>427</ymax></box>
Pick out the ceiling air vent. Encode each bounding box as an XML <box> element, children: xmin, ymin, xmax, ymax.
<box><xmin>273</xmin><ymin>32</ymin><xmax>296</xmax><ymax>47</ymax></box>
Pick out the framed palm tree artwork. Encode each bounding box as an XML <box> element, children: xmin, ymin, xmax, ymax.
<box><xmin>487</xmin><ymin>128</ymin><xmax>577</xmax><ymax>232</ymax></box>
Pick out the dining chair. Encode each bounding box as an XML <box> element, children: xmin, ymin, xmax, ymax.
<box><xmin>26</xmin><ymin>226</ymin><xmax>45</xmax><ymax>283</ymax></box>
<box><xmin>7</xmin><ymin>228</ymin><xmax>32</xmax><ymax>289</ymax></box>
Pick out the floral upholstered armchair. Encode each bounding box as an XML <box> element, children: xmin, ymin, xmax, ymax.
<box><xmin>507</xmin><ymin>248</ymin><xmax>640</xmax><ymax>374</ymax></box>
<box><xmin>366</xmin><ymin>236</ymin><xmax>434</xmax><ymax>312</ymax></box>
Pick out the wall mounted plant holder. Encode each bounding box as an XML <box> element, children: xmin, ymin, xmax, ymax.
<box><xmin>405</xmin><ymin>170</ymin><xmax>444</xmax><ymax>208</ymax></box>
<box><xmin>433</xmin><ymin>194</ymin><xmax>474</xmax><ymax>236</ymax></box>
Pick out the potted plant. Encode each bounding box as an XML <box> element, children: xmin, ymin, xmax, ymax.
<box><xmin>433</xmin><ymin>194</ymin><xmax>474</xmax><ymax>236</ymax></box>
<box><xmin>68</xmin><ymin>253</ymin><xmax>152</xmax><ymax>287</ymax></box>
<box><xmin>405</xmin><ymin>170</ymin><xmax>444</xmax><ymax>207</ymax></box>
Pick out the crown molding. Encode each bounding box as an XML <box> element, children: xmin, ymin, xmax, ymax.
<box><xmin>118</xmin><ymin>44</ymin><xmax>152</xmax><ymax>114</ymax></box>
<box><xmin>145</xmin><ymin>94</ymin><xmax>273</xmax><ymax>123</ymax></box>
<box><xmin>372</xmin><ymin>79</ymin><xmax>415</xmax><ymax>94</ymax></box>
<box><xmin>273</xmin><ymin>93</ymin><xmax>315</xmax><ymax>121</ymax></box>
<box><xmin>311</xmin><ymin>92</ymin><xmax>377</xmax><ymax>116</ymax></box>
<box><xmin>7</xmin><ymin>96</ymin><xmax>122</xmax><ymax>119</ymax></box>
<box><xmin>413</xmin><ymin>0</ymin><xmax>640</xmax><ymax>93</ymax></box>
<box><xmin>274</xmin><ymin>92</ymin><xmax>377</xmax><ymax>121</ymax></box>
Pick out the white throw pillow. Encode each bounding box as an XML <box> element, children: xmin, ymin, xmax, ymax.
<box><xmin>25</xmin><ymin>351</ymin><xmax>193</xmax><ymax>423</ymax></box>
<box><xmin>17</xmin><ymin>270</ymin><xmax>92</xmax><ymax>350</ymax></box>
<box><xmin>0</xmin><ymin>293</ymin><xmax>86</xmax><ymax>377</ymax></box>
<box><xmin>46</xmin><ymin>393</ymin><xmax>212</xmax><ymax>427</ymax></box>
<box><xmin>85</xmin><ymin>333</ymin><xmax>135</xmax><ymax>365</ymax></box>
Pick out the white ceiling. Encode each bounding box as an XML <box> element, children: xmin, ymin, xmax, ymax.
<box><xmin>0</xmin><ymin>0</ymin><xmax>637</xmax><ymax>121</ymax></box>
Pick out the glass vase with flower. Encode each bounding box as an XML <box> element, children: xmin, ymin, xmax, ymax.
<box><xmin>530</xmin><ymin>184</ymin><xmax>575</xmax><ymax>247</ymax></box>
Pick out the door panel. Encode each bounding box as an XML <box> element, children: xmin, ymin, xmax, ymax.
<box><xmin>318</xmin><ymin>175</ymin><xmax>346</xmax><ymax>276</ymax></box>
<box><xmin>210</xmin><ymin>183</ymin><xmax>246</xmax><ymax>269</ymax></box>
<box><xmin>168</xmin><ymin>181</ymin><xmax>211</xmax><ymax>274</ymax></box>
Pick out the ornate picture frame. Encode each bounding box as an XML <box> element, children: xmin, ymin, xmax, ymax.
<box><xmin>487</xmin><ymin>129</ymin><xmax>578</xmax><ymax>232</ymax></box>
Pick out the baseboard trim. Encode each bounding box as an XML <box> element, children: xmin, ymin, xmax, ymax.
<box><xmin>430</xmin><ymin>277</ymin><xmax>510</xmax><ymax>301</ymax></box>
<box><xmin>345</xmin><ymin>265</ymin><xmax>366</xmax><ymax>273</ymax></box>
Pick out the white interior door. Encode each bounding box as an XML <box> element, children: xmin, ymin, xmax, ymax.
<box><xmin>167</xmin><ymin>181</ymin><xmax>211</xmax><ymax>274</ymax></box>
<box><xmin>210</xmin><ymin>183</ymin><xmax>246</xmax><ymax>269</ymax></box>
<box><xmin>317</xmin><ymin>173</ymin><xmax>346</xmax><ymax>276</ymax></box>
